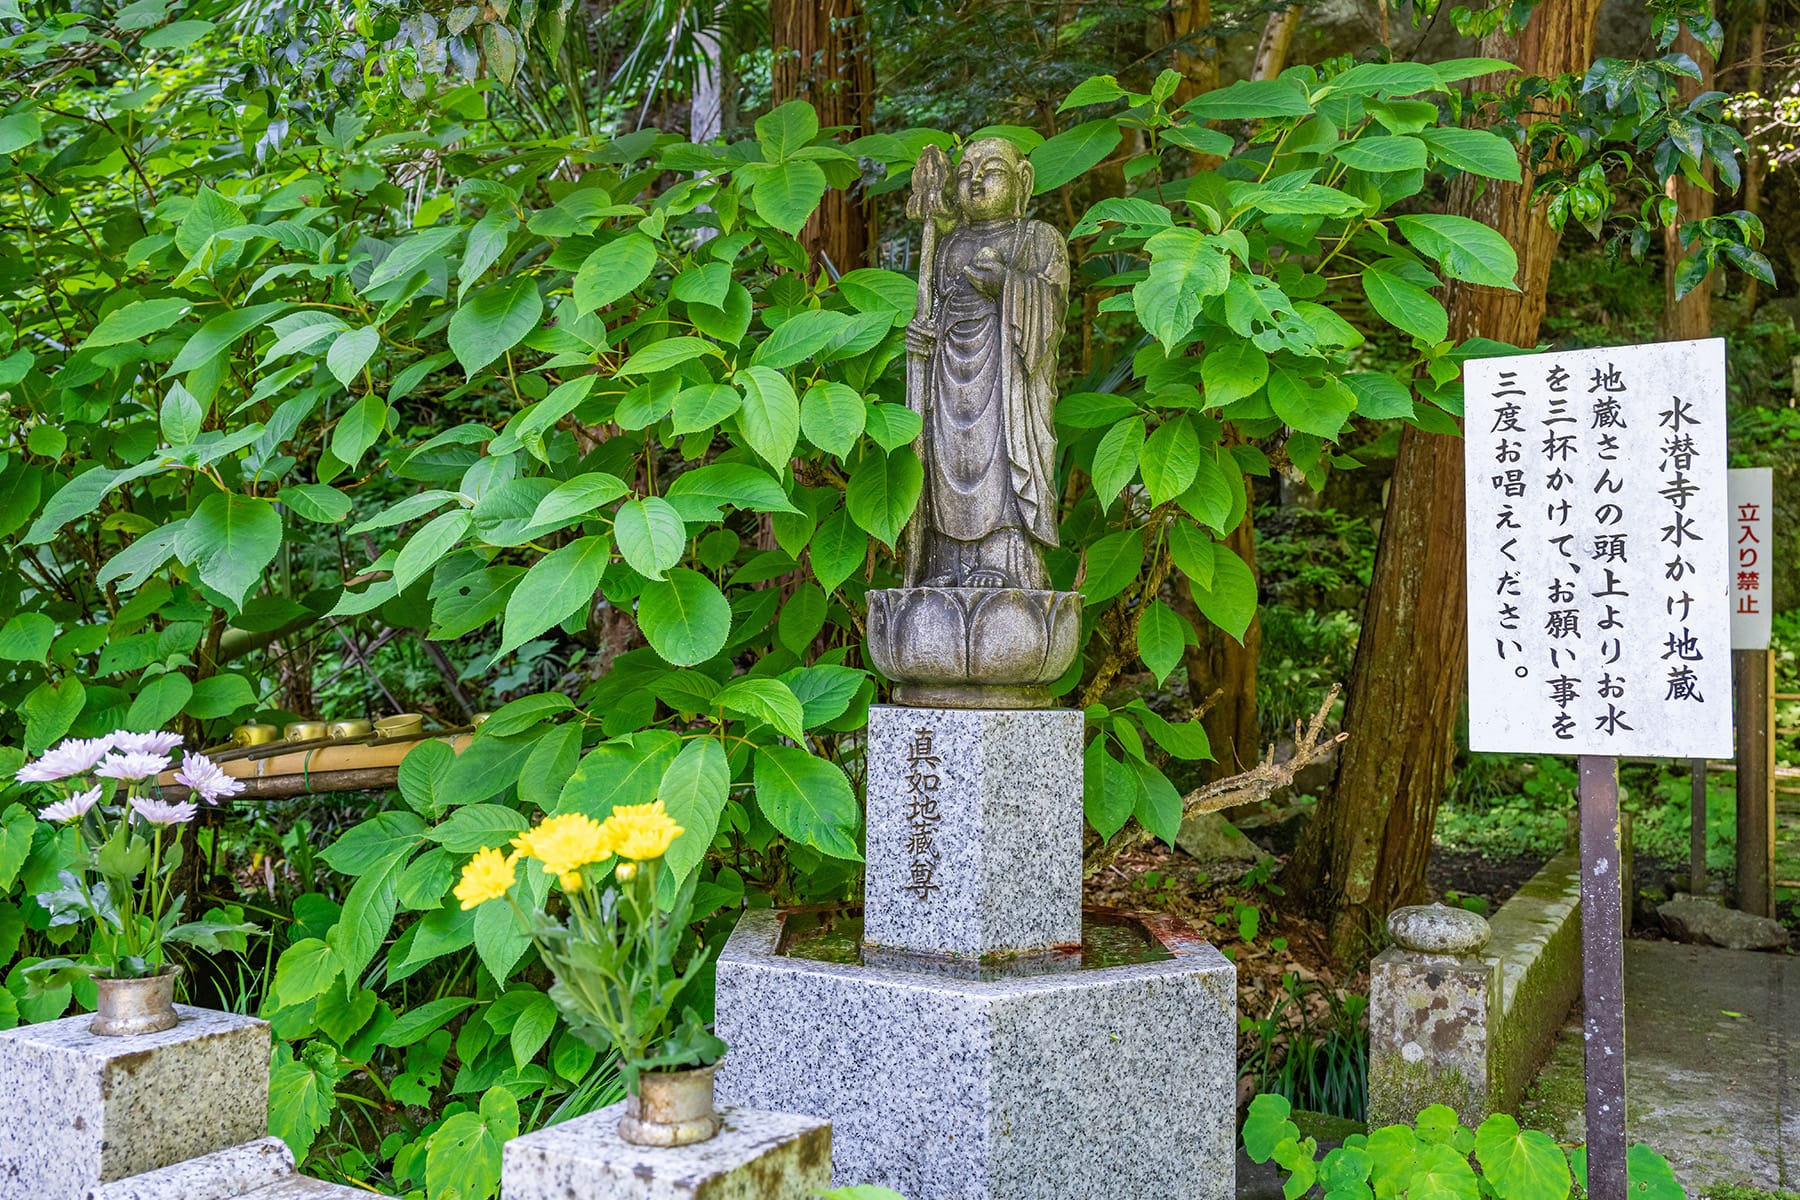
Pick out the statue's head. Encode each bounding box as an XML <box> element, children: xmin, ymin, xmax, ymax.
<box><xmin>953</xmin><ymin>137</ymin><xmax>1033</xmax><ymax>222</ymax></box>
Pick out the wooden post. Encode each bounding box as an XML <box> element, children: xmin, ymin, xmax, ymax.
<box><xmin>1689</xmin><ymin>758</ymin><xmax>1707</xmax><ymax>895</ymax></box>
<box><xmin>1578</xmin><ymin>755</ymin><xmax>1628</xmax><ymax>1200</ymax></box>
<box><xmin>1734</xmin><ymin>648</ymin><xmax>1777</xmax><ymax>917</ymax></box>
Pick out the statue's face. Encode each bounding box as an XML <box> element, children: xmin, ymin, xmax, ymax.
<box><xmin>954</xmin><ymin>140</ymin><xmax>1028</xmax><ymax>221</ymax></box>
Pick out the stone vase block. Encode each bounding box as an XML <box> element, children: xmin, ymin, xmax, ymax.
<box><xmin>715</xmin><ymin>909</ymin><xmax>1238</xmax><ymax>1200</ymax></box>
<box><xmin>500</xmin><ymin>1105</ymin><xmax>831</xmax><ymax>1200</ymax></box>
<box><xmin>864</xmin><ymin>704</ymin><xmax>1083</xmax><ymax>959</ymax></box>
<box><xmin>1366</xmin><ymin>948</ymin><xmax>1501</xmax><ymax>1128</ymax></box>
<box><xmin>0</xmin><ymin>1005</ymin><xmax>271</xmax><ymax>1200</ymax></box>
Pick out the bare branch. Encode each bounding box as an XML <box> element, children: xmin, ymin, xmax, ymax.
<box><xmin>1082</xmin><ymin>685</ymin><xmax>1346</xmax><ymax>878</ymax></box>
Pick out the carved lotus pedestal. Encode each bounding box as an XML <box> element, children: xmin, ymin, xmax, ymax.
<box><xmin>864</xmin><ymin>587</ymin><xmax>1080</xmax><ymax>709</ymax></box>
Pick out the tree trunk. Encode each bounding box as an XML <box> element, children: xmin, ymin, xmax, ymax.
<box><xmin>1741</xmin><ymin>0</ymin><xmax>1767</xmax><ymax>315</ymax></box>
<box><xmin>1287</xmin><ymin>0</ymin><xmax>1603</xmax><ymax>961</ymax></box>
<box><xmin>1251</xmin><ymin>6</ymin><xmax>1302</xmax><ymax>83</ymax></box>
<box><xmin>1164</xmin><ymin>0</ymin><xmax>1217</xmax><ymax>105</ymax></box>
<box><xmin>1663</xmin><ymin>16</ymin><xmax>1715</xmax><ymax>339</ymax></box>
<box><xmin>770</xmin><ymin>0</ymin><xmax>872</xmax><ymax>278</ymax></box>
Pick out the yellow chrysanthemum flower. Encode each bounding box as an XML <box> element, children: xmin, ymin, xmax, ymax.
<box><xmin>515</xmin><ymin>813</ymin><xmax>612</xmax><ymax>877</ymax></box>
<box><xmin>454</xmin><ymin>846</ymin><xmax>516</xmax><ymax>910</ymax></box>
<box><xmin>602</xmin><ymin>799</ymin><xmax>684</xmax><ymax>861</ymax></box>
<box><xmin>560</xmin><ymin>871</ymin><xmax>584</xmax><ymax>892</ymax></box>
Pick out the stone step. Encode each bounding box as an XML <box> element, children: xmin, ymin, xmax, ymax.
<box><xmin>83</xmin><ymin>1138</ymin><xmax>368</xmax><ymax>1200</ymax></box>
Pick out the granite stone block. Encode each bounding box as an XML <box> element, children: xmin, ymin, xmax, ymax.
<box><xmin>1367</xmin><ymin>947</ymin><xmax>1499</xmax><ymax>1128</ymax></box>
<box><xmin>715</xmin><ymin>908</ymin><xmax>1237</xmax><ymax>1200</ymax></box>
<box><xmin>864</xmin><ymin>704</ymin><xmax>1083</xmax><ymax>959</ymax></box>
<box><xmin>501</xmin><ymin>1104</ymin><xmax>831</xmax><ymax>1200</ymax></box>
<box><xmin>0</xmin><ymin>1004</ymin><xmax>271</xmax><ymax>1200</ymax></box>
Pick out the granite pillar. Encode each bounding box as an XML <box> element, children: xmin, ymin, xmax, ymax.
<box><xmin>864</xmin><ymin>704</ymin><xmax>1083</xmax><ymax>959</ymax></box>
<box><xmin>1367</xmin><ymin>904</ymin><xmax>1500</xmax><ymax>1128</ymax></box>
<box><xmin>501</xmin><ymin>1105</ymin><xmax>831</xmax><ymax>1200</ymax></box>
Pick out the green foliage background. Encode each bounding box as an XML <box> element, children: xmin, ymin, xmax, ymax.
<box><xmin>0</xmin><ymin>0</ymin><xmax>1777</xmax><ymax>1192</ymax></box>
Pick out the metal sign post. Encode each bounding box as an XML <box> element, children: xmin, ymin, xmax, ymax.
<box><xmin>1578</xmin><ymin>755</ymin><xmax>1627</xmax><ymax>1198</ymax></box>
<box><xmin>1465</xmin><ymin>340</ymin><xmax>1732</xmax><ymax>1200</ymax></box>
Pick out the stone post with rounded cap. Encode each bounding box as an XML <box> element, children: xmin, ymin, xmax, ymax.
<box><xmin>1366</xmin><ymin>902</ymin><xmax>1501</xmax><ymax>1129</ymax></box>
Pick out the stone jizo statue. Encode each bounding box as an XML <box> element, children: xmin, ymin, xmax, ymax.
<box><xmin>865</xmin><ymin>137</ymin><xmax>1080</xmax><ymax>710</ymax></box>
<box><xmin>901</xmin><ymin>138</ymin><xmax>1069</xmax><ymax>591</ymax></box>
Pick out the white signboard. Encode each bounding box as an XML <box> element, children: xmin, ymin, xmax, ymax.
<box><xmin>1465</xmin><ymin>339</ymin><xmax>1732</xmax><ymax>758</ymax></box>
<box><xmin>1729</xmin><ymin>467</ymin><xmax>1773</xmax><ymax>650</ymax></box>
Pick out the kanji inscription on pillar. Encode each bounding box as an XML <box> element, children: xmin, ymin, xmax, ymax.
<box><xmin>1464</xmin><ymin>338</ymin><xmax>1732</xmax><ymax>758</ymax></box>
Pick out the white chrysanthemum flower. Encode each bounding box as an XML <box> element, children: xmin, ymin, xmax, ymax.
<box><xmin>173</xmin><ymin>753</ymin><xmax>243</xmax><ymax>804</ymax></box>
<box><xmin>14</xmin><ymin>736</ymin><xmax>115</xmax><ymax>783</ymax></box>
<box><xmin>38</xmin><ymin>785</ymin><xmax>103</xmax><ymax>823</ymax></box>
<box><xmin>111</xmin><ymin>731</ymin><xmax>184</xmax><ymax>756</ymax></box>
<box><xmin>129</xmin><ymin>795</ymin><xmax>198</xmax><ymax>826</ymax></box>
<box><xmin>95</xmin><ymin>751</ymin><xmax>174</xmax><ymax>782</ymax></box>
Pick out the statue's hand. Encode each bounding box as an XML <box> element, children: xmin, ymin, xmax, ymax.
<box><xmin>905</xmin><ymin>318</ymin><xmax>939</xmax><ymax>356</ymax></box>
<box><xmin>964</xmin><ymin>248</ymin><xmax>1006</xmax><ymax>297</ymax></box>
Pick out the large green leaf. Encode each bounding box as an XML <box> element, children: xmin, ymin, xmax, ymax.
<box><xmin>1395</xmin><ymin>214</ymin><xmax>1520</xmax><ymax>290</ymax></box>
<box><xmin>1331</xmin><ymin>134</ymin><xmax>1428</xmax><ymax>173</ymax></box>
<box><xmin>658</xmin><ymin>737</ymin><xmax>730</xmax><ymax>886</ymax></box>
<box><xmin>425</xmin><ymin>1089</ymin><xmax>517</xmax><ymax>1200</ymax></box>
<box><xmin>1202</xmin><ymin>341</ymin><xmax>1269</xmax><ymax>407</ymax></box>
<box><xmin>845</xmin><ymin>448</ymin><xmax>922</xmax><ymax>548</ymax></box>
<box><xmin>1140</xmin><ymin>415</ymin><xmax>1200</xmax><ymax>506</ymax></box>
<box><xmin>1029</xmin><ymin>119</ymin><xmax>1124</xmax><ymax>193</ymax></box>
<box><xmin>83</xmin><ymin>298</ymin><xmax>193</xmax><ymax>349</ymax></box>
<box><xmin>499</xmin><ymin>535</ymin><xmax>609</xmax><ymax>657</ymax></box>
<box><xmin>755</xmin><ymin>100</ymin><xmax>820</xmax><ymax>160</ymax></box>
<box><xmin>1190</xmin><ymin>543</ymin><xmax>1257</xmax><ymax>643</ymax></box>
<box><xmin>169</xmin><ymin>302</ymin><xmax>288</xmax><ymax>373</ymax></box>
<box><xmin>753</xmin><ymin>745</ymin><xmax>862</xmax><ymax>860</ymax></box>
<box><xmin>393</xmin><ymin>509</ymin><xmax>472</xmax><ymax>592</ymax></box>
<box><xmin>638</xmin><ymin>568</ymin><xmax>731</xmax><ymax>666</ymax></box>
<box><xmin>449</xmin><ymin>276</ymin><xmax>542</xmax><ymax>375</ymax></box>
<box><xmin>125</xmin><ymin>672</ymin><xmax>192</xmax><ymax>731</ymax></box>
<box><xmin>718</xmin><ymin>677</ymin><xmax>807</xmax><ymax>741</ymax></box>
<box><xmin>1134</xmin><ymin>227</ymin><xmax>1229</xmax><ymax>347</ymax></box>
<box><xmin>613</xmin><ymin>497</ymin><xmax>687</xmax><ymax>580</ymax></box>
<box><xmin>801</xmin><ymin>382</ymin><xmax>866</xmax><ymax>458</ymax></box>
<box><xmin>1184</xmin><ymin>78</ymin><xmax>1311</xmax><ymax>120</ymax></box>
<box><xmin>175</xmin><ymin>492</ymin><xmax>282</xmax><ymax>608</ymax></box>
<box><xmin>1091</xmin><ymin>417</ymin><xmax>1144</xmax><ymax>510</ymax></box>
<box><xmin>1417</xmin><ymin>127</ymin><xmax>1522</xmax><ymax>182</ymax></box>
<box><xmin>1473</xmin><ymin>1114</ymin><xmax>1570</xmax><ymax>1200</ymax></box>
<box><xmin>1362</xmin><ymin>263</ymin><xmax>1448</xmax><ymax>344</ymax></box>
<box><xmin>752</xmin><ymin>160</ymin><xmax>828</xmax><ymax>236</ymax></box>
<box><xmin>1137</xmin><ymin>600</ymin><xmax>1189</xmax><ymax>685</ymax></box>
<box><xmin>574</xmin><ymin>233</ymin><xmax>657</xmax><ymax>312</ymax></box>
<box><xmin>1268</xmin><ymin>368</ymin><xmax>1355</xmax><ymax>440</ymax></box>
<box><xmin>0</xmin><ymin>613</ymin><xmax>53</xmax><ymax>663</ymax></box>
<box><xmin>735</xmin><ymin>365</ymin><xmax>800</xmax><ymax>470</ymax></box>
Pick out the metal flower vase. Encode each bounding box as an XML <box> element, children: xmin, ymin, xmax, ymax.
<box><xmin>91</xmin><ymin>966</ymin><xmax>181</xmax><ymax>1036</ymax></box>
<box><xmin>617</xmin><ymin>1060</ymin><xmax>723</xmax><ymax>1147</ymax></box>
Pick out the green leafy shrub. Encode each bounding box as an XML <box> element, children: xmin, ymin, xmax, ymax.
<box><xmin>1243</xmin><ymin>1094</ymin><xmax>1685</xmax><ymax>1200</ymax></box>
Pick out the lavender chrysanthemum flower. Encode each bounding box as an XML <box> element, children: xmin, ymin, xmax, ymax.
<box><xmin>14</xmin><ymin>736</ymin><xmax>114</xmax><ymax>783</ymax></box>
<box><xmin>38</xmin><ymin>785</ymin><xmax>103</xmax><ymax>823</ymax></box>
<box><xmin>95</xmin><ymin>751</ymin><xmax>173</xmax><ymax>782</ymax></box>
<box><xmin>112</xmin><ymin>731</ymin><xmax>184</xmax><ymax>756</ymax></box>
<box><xmin>129</xmin><ymin>794</ymin><xmax>198</xmax><ymax>826</ymax></box>
<box><xmin>173</xmin><ymin>753</ymin><xmax>243</xmax><ymax>805</ymax></box>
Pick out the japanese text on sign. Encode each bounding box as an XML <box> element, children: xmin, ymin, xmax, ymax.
<box><xmin>902</xmin><ymin>727</ymin><xmax>942</xmax><ymax>900</ymax></box>
<box><xmin>1465</xmin><ymin>339</ymin><xmax>1732</xmax><ymax>758</ymax></box>
<box><xmin>1728</xmin><ymin>467</ymin><xmax>1773</xmax><ymax>650</ymax></box>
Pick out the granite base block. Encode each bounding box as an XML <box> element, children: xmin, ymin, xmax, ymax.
<box><xmin>501</xmin><ymin>1104</ymin><xmax>831</xmax><ymax>1200</ymax></box>
<box><xmin>1367</xmin><ymin>948</ymin><xmax>1499</xmax><ymax>1128</ymax></box>
<box><xmin>715</xmin><ymin>909</ymin><xmax>1238</xmax><ymax>1200</ymax></box>
<box><xmin>0</xmin><ymin>1004</ymin><xmax>271</xmax><ymax>1200</ymax></box>
<box><xmin>864</xmin><ymin>705</ymin><xmax>1084</xmax><ymax>959</ymax></box>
